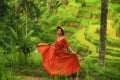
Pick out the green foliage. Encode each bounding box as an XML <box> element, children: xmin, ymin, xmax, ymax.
<box><xmin>69</xmin><ymin>36</ymin><xmax>88</xmax><ymax>54</ymax></box>
<box><xmin>84</xmin><ymin>30</ymin><xmax>99</xmax><ymax>46</ymax></box>
<box><xmin>15</xmin><ymin>0</ymin><xmax>40</xmax><ymax>19</ymax></box>
<box><xmin>0</xmin><ymin>47</ymin><xmax>43</xmax><ymax>79</ymax></box>
<box><xmin>112</xmin><ymin>15</ymin><xmax>120</xmax><ymax>37</ymax></box>
<box><xmin>114</xmin><ymin>6</ymin><xmax>120</xmax><ymax>12</ymax></box>
<box><xmin>81</xmin><ymin>2</ymin><xmax>86</xmax><ymax>7</ymax></box>
<box><xmin>111</xmin><ymin>0</ymin><xmax>120</xmax><ymax>3</ymax></box>
<box><xmin>0</xmin><ymin>48</ymin><xmax>19</xmax><ymax>80</ymax></box>
<box><xmin>0</xmin><ymin>0</ymin><xmax>9</xmax><ymax>20</ymax></box>
<box><xmin>101</xmin><ymin>60</ymin><xmax>120</xmax><ymax>80</ymax></box>
<box><xmin>103</xmin><ymin>68</ymin><xmax>120</xmax><ymax>80</ymax></box>
<box><xmin>80</xmin><ymin>57</ymin><xmax>120</xmax><ymax>80</ymax></box>
<box><xmin>47</xmin><ymin>0</ymin><xmax>62</xmax><ymax>13</ymax></box>
<box><xmin>57</xmin><ymin>7</ymin><xmax>77</xmax><ymax>18</ymax></box>
<box><xmin>39</xmin><ymin>32</ymin><xmax>55</xmax><ymax>44</ymax></box>
<box><xmin>107</xmin><ymin>36</ymin><xmax>120</xmax><ymax>47</ymax></box>
<box><xmin>9</xmin><ymin>26</ymin><xmax>34</xmax><ymax>59</ymax></box>
<box><xmin>48</xmin><ymin>15</ymin><xmax>61</xmax><ymax>25</ymax></box>
<box><xmin>75</xmin><ymin>0</ymin><xmax>81</xmax><ymax>3</ymax></box>
<box><xmin>62</xmin><ymin>17</ymin><xmax>81</xmax><ymax>23</ymax></box>
<box><xmin>0</xmin><ymin>0</ymin><xmax>120</xmax><ymax>79</ymax></box>
<box><xmin>80</xmin><ymin>18</ymin><xmax>89</xmax><ymax>27</ymax></box>
<box><xmin>85</xmin><ymin>0</ymin><xmax>100</xmax><ymax>4</ymax></box>
<box><xmin>106</xmin><ymin>49</ymin><xmax>120</xmax><ymax>57</ymax></box>
<box><xmin>91</xmin><ymin>19</ymin><xmax>100</xmax><ymax>24</ymax></box>
<box><xmin>77</xmin><ymin>7</ymin><xmax>91</xmax><ymax>18</ymax></box>
<box><xmin>64</xmin><ymin>26</ymin><xmax>77</xmax><ymax>33</ymax></box>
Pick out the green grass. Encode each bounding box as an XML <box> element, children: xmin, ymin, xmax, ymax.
<box><xmin>0</xmin><ymin>50</ymin><xmax>44</xmax><ymax>80</ymax></box>
<box><xmin>0</xmin><ymin>50</ymin><xmax>22</xmax><ymax>80</ymax></box>
<box><xmin>1</xmin><ymin>48</ymin><xmax>120</xmax><ymax>80</ymax></box>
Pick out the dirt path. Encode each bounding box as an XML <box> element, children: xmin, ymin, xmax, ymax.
<box><xmin>22</xmin><ymin>76</ymin><xmax>85</xmax><ymax>80</ymax></box>
<box><xmin>23</xmin><ymin>76</ymin><xmax>43</xmax><ymax>80</ymax></box>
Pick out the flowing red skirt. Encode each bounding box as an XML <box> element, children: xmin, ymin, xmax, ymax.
<box><xmin>37</xmin><ymin>45</ymin><xmax>80</xmax><ymax>76</ymax></box>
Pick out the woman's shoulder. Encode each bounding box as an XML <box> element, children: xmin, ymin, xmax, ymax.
<box><xmin>56</xmin><ymin>36</ymin><xmax>65</xmax><ymax>39</ymax></box>
<box><xmin>62</xmin><ymin>36</ymin><xmax>66</xmax><ymax>39</ymax></box>
<box><xmin>62</xmin><ymin>36</ymin><xmax>68</xmax><ymax>41</ymax></box>
<box><xmin>59</xmin><ymin>36</ymin><xmax>66</xmax><ymax>42</ymax></box>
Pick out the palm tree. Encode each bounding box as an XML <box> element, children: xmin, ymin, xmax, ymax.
<box><xmin>99</xmin><ymin>0</ymin><xmax>108</xmax><ymax>67</ymax></box>
<box><xmin>9</xmin><ymin>26</ymin><xmax>34</xmax><ymax>61</ymax></box>
<box><xmin>47</xmin><ymin>0</ymin><xmax>61</xmax><ymax>14</ymax></box>
<box><xmin>16</xmin><ymin>0</ymin><xmax>40</xmax><ymax>35</ymax></box>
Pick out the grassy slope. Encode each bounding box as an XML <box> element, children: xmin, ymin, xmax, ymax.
<box><xmin>75</xmin><ymin>19</ymin><xmax>120</xmax><ymax>60</ymax></box>
<box><xmin>74</xmin><ymin>0</ymin><xmax>120</xmax><ymax>60</ymax></box>
<box><xmin>75</xmin><ymin>28</ymin><xmax>97</xmax><ymax>54</ymax></box>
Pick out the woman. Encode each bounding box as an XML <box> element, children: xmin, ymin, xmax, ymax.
<box><xmin>37</xmin><ymin>26</ymin><xmax>80</xmax><ymax>80</ymax></box>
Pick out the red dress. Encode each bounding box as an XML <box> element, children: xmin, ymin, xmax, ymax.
<box><xmin>37</xmin><ymin>37</ymin><xmax>80</xmax><ymax>76</ymax></box>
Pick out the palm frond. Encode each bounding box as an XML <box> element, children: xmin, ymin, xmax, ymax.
<box><xmin>9</xmin><ymin>27</ymin><xmax>18</xmax><ymax>40</ymax></box>
<box><xmin>0</xmin><ymin>39</ymin><xmax>10</xmax><ymax>48</ymax></box>
<box><xmin>25</xmin><ymin>30</ymin><xmax>33</xmax><ymax>40</ymax></box>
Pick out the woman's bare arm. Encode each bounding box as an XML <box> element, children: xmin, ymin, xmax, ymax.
<box><xmin>68</xmin><ymin>47</ymin><xmax>75</xmax><ymax>53</ymax></box>
<box><xmin>51</xmin><ymin>43</ymin><xmax>55</xmax><ymax>46</ymax></box>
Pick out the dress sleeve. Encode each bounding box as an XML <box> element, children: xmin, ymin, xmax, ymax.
<box><xmin>63</xmin><ymin>38</ymin><xmax>70</xmax><ymax>48</ymax></box>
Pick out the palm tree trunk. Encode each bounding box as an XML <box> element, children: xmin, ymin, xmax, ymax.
<box><xmin>25</xmin><ymin>0</ymin><xmax>28</xmax><ymax>35</ymax></box>
<box><xmin>99</xmin><ymin>0</ymin><xmax>108</xmax><ymax>67</ymax></box>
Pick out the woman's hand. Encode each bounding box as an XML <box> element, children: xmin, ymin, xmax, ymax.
<box><xmin>68</xmin><ymin>47</ymin><xmax>76</xmax><ymax>54</ymax></box>
<box><xmin>72</xmin><ymin>51</ymin><xmax>76</xmax><ymax>54</ymax></box>
<box><xmin>51</xmin><ymin>43</ymin><xmax>55</xmax><ymax>46</ymax></box>
<box><xmin>80</xmin><ymin>58</ymin><xmax>84</xmax><ymax>61</ymax></box>
<box><xmin>38</xmin><ymin>43</ymin><xmax>48</xmax><ymax>45</ymax></box>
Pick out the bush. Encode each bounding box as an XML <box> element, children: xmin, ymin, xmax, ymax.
<box><xmin>90</xmin><ymin>66</ymin><xmax>120</xmax><ymax>80</ymax></box>
<box><xmin>81</xmin><ymin>57</ymin><xmax>120</xmax><ymax>80</ymax></box>
<box><xmin>0</xmin><ymin>49</ymin><xmax>19</xmax><ymax>80</ymax></box>
<box><xmin>103</xmin><ymin>68</ymin><xmax>120</xmax><ymax>80</ymax></box>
